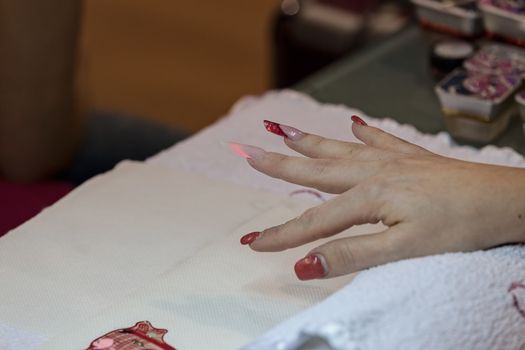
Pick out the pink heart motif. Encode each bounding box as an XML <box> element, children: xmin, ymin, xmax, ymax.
<box><xmin>509</xmin><ymin>282</ymin><xmax>525</xmax><ymax>319</ymax></box>
<box><xmin>92</xmin><ymin>337</ymin><xmax>115</xmax><ymax>349</ymax></box>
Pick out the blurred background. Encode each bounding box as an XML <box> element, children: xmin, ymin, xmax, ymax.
<box><xmin>81</xmin><ymin>0</ymin><xmax>280</xmax><ymax>134</ymax></box>
<box><xmin>5</xmin><ymin>0</ymin><xmax>525</xmax><ymax>234</ymax></box>
<box><xmin>81</xmin><ymin>0</ymin><xmax>409</xmax><ymax>134</ymax></box>
<box><xmin>0</xmin><ymin>0</ymin><xmax>412</xmax><ymax>234</ymax></box>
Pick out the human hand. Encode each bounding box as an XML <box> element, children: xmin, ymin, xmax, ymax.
<box><xmin>231</xmin><ymin>117</ymin><xmax>525</xmax><ymax>280</ymax></box>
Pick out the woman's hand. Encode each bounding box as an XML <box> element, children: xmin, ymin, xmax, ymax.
<box><xmin>231</xmin><ymin>117</ymin><xmax>525</xmax><ymax>280</ymax></box>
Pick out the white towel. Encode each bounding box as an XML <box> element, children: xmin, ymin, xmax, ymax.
<box><xmin>243</xmin><ymin>246</ymin><xmax>525</xmax><ymax>350</ymax></box>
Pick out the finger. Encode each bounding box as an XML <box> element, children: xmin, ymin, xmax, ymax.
<box><xmin>264</xmin><ymin>119</ymin><xmax>366</xmax><ymax>159</ymax></box>
<box><xmin>249</xmin><ymin>186</ymin><xmax>382</xmax><ymax>252</ymax></box>
<box><xmin>351</xmin><ymin>122</ymin><xmax>430</xmax><ymax>155</ymax></box>
<box><xmin>230</xmin><ymin>143</ymin><xmax>370</xmax><ymax>193</ymax></box>
<box><xmin>284</xmin><ymin>133</ymin><xmax>367</xmax><ymax>160</ymax></box>
<box><xmin>249</xmin><ymin>151</ymin><xmax>381</xmax><ymax>194</ymax></box>
<box><xmin>296</xmin><ymin>226</ymin><xmax>408</xmax><ymax>279</ymax></box>
<box><xmin>263</xmin><ymin>120</ymin><xmax>410</xmax><ymax>162</ymax></box>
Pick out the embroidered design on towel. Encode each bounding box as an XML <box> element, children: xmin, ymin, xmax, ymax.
<box><xmin>289</xmin><ymin>189</ymin><xmax>326</xmax><ymax>202</ymax></box>
<box><xmin>509</xmin><ymin>282</ymin><xmax>525</xmax><ymax>319</ymax></box>
<box><xmin>87</xmin><ymin>321</ymin><xmax>177</xmax><ymax>350</ymax></box>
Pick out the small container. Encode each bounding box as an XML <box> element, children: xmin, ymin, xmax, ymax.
<box><xmin>435</xmin><ymin>69</ymin><xmax>521</xmax><ymax>121</ymax></box>
<box><xmin>411</xmin><ymin>0</ymin><xmax>483</xmax><ymax>37</ymax></box>
<box><xmin>479</xmin><ymin>0</ymin><xmax>525</xmax><ymax>44</ymax></box>
<box><xmin>442</xmin><ymin>106</ymin><xmax>514</xmax><ymax>142</ymax></box>
<box><xmin>430</xmin><ymin>40</ymin><xmax>476</xmax><ymax>78</ymax></box>
<box><xmin>515</xmin><ymin>90</ymin><xmax>525</xmax><ymax>138</ymax></box>
<box><xmin>464</xmin><ymin>43</ymin><xmax>525</xmax><ymax>77</ymax></box>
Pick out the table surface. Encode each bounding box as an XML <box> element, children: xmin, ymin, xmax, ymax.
<box><xmin>295</xmin><ymin>25</ymin><xmax>525</xmax><ymax>155</ymax></box>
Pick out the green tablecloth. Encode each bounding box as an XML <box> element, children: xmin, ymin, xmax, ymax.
<box><xmin>295</xmin><ymin>26</ymin><xmax>525</xmax><ymax>155</ymax></box>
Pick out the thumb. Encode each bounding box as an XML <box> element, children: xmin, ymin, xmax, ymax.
<box><xmin>293</xmin><ymin>225</ymin><xmax>408</xmax><ymax>280</ymax></box>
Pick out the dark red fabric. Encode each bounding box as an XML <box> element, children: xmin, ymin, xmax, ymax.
<box><xmin>0</xmin><ymin>180</ymin><xmax>73</xmax><ymax>237</ymax></box>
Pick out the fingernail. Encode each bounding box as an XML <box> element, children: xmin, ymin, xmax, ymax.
<box><xmin>240</xmin><ymin>231</ymin><xmax>261</xmax><ymax>245</ymax></box>
<box><xmin>264</xmin><ymin>120</ymin><xmax>305</xmax><ymax>141</ymax></box>
<box><xmin>351</xmin><ymin>115</ymin><xmax>368</xmax><ymax>126</ymax></box>
<box><xmin>229</xmin><ymin>143</ymin><xmax>266</xmax><ymax>161</ymax></box>
<box><xmin>294</xmin><ymin>254</ymin><xmax>328</xmax><ymax>280</ymax></box>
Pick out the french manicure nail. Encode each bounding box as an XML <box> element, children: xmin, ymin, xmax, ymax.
<box><xmin>264</xmin><ymin>120</ymin><xmax>305</xmax><ymax>141</ymax></box>
<box><xmin>240</xmin><ymin>231</ymin><xmax>261</xmax><ymax>245</ymax></box>
<box><xmin>229</xmin><ymin>143</ymin><xmax>266</xmax><ymax>161</ymax></box>
<box><xmin>351</xmin><ymin>115</ymin><xmax>368</xmax><ymax>126</ymax></box>
<box><xmin>294</xmin><ymin>254</ymin><xmax>328</xmax><ymax>280</ymax></box>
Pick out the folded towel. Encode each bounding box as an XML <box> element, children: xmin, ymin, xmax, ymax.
<box><xmin>243</xmin><ymin>245</ymin><xmax>525</xmax><ymax>350</ymax></box>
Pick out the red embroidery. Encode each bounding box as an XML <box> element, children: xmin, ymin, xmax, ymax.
<box><xmin>87</xmin><ymin>321</ymin><xmax>176</xmax><ymax>350</ymax></box>
<box><xmin>289</xmin><ymin>189</ymin><xmax>326</xmax><ymax>202</ymax></box>
<box><xmin>508</xmin><ymin>282</ymin><xmax>525</xmax><ymax>319</ymax></box>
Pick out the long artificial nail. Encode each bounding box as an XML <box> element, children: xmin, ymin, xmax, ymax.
<box><xmin>240</xmin><ymin>231</ymin><xmax>261</xmax><ymax>245</ymax></box>
<box><xmin>229</xmin><ymin>143</ymin><xmax>266</xmax><ymax>161</ymax></box>
<box><xmin>351</xmin><ymin>115</ymin><xmax>368</xmax><ymax>126</ymax></box>
<box><xmin>294</xmin><ymin>254</ymin><xmax>328</xmax><ymax>280</ymax></box>
<box><xmin>264</xmin><ymin>120</ymin><xmax>305</xmax><ymax>141</ymax></box>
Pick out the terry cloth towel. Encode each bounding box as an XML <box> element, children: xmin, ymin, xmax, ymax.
<box><xmin>243</xmin><ymin>246</ymin><xmax>525</xmax><ymax>350</ymax></box>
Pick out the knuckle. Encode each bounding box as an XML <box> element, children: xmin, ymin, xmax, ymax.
<box><xmin>307</xmin><ymin>135</ymin><xmax>327</xmax><ymax>149</ymax></box>
<box><xmin>376</xmin><ymin>130</ymin><xmax>391</xmax><ymax>144</ymax></box>
<box><xmin>262</xmin><ymin>224</ymin><xmax>288</xmax><ymax>248</ymax></box>
<box><xmin>379</xmin><ymin>158</ymin><xmax>402</xmax><ymax>174</ymax></box>
<box><xmin>310</xmin><ymin>159</ymin><xmax>332</xmax><ymax>178</ymax></box>
<box><xmin>366</xmin><ymin>127</ymin><xmax>387</xmax><ymax>144</ymax></box>
<box><xmin>334</xmin><ymin>243</ymin><xmax>359</xmax><ymax>272</ymax></box>
<box><xmin>298</xmin><ymin>207</ymin><xmax>317</xmax><ymax>228</ymax></box>
<box><xmin>361</xmin><ymin>176</ymin><xmax>387</xmax><ymax>199</ymax></box>
<box><xmin>344</xmin><ymin>145</ymin><xmax>361</xmax><ymax>159</ymax></box>
<box><xmin>267</xmin><ymin>154</ymin><xmax>293</xmax><ymax>177</ymax></box>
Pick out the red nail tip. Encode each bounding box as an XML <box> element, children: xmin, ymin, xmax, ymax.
<box><xmin>240</xmin><ymin>232</ymin><xmax>260</xmax><ymax>245</ymax></box>
<box><xmin>294</xmin><ymin>255</ymin><xmax>326</xmax><ymax>280</ymax></box>
<box><xmin>351</xmin><ymin>115</ymin><xmax>368</xmax><ymax>126</ymax></box>
<box><xmin>263</xmin><ymin>120</ymin><xmax>286</xmax><ymax>137</ymax></box>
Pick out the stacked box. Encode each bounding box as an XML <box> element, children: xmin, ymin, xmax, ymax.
<box><xmin>435</xmin><ymin>44</ymin><xmax>525</xmax><ymax>142</ymax></box>
<box><xmin>411</xmin><ymin>0</ymin><xmax>483</xmax><ymax>37</ymax></box>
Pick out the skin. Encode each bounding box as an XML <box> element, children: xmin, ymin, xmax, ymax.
<box><xmin>246</xmin><ymin>122</ymin><xmax>525</xmax><ymax>278</ymax></box>
<box><xmin>0</xmin><ymin>0</ymin><xmax>83</xmax><ymax>182</ymax></box>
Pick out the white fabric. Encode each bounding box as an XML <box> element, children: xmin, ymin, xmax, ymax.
<box><xmin>243</xmin><ymin>246</ymin><xmax>525</xmax><ymax>350</ymax></box>
<box><xmin>0</xmin><ymin>161</ymin><xmax>372</xmax><ymax>349</ymax></box>
<box><xmin>39</xmin><ymin>205</ymin><xmax>376</xmax><ymax>349</ymax></box>
<box><xmin>0</xmin><ymin>162</ymin><xmax>325</xmax><ymax>348</ymax></box>
<box><xmin>2</xmin><ymin>90</ymin><xmax>525</xmax><ymax>349</ymax></box>
<box><xmin>0</xmin><ymin>324</ymin><xmax>46</xmax><ymax>350</ymax></box>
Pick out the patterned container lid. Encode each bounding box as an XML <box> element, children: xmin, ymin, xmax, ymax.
<box><xmin>464</xmin><ymin>44</ymin><xmax>525</xmax><ymax>77</ymax></box>
<box><xmin>439</xmin><ymin>69</ymin><xmax>521</xmax><ymax>102</ymax></box>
